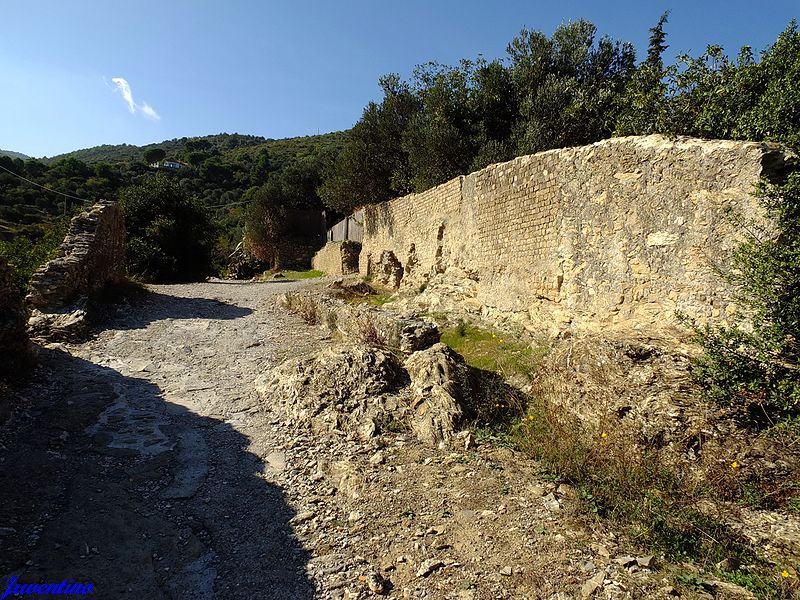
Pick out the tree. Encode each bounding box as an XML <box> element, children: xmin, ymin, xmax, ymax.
<box><xmin>119</xmin><ymin>174</ymin><xmax>214</xmax><ymax>282</ymax></box>
<box><xmin>318</xmin><ymin>75</ymin><xmax>420</xmax><ymax>213</ymax></box>
<box><xmin>143</xmin><ymin>147</ymin><xmax>166</xmax><ymax>165</ymax></box>
<box><xmin>469</xmin><ymin>59</ymin><xmax>518</xmax><ymax>171</ymax></box>
<box><xmin>508</xmin><ymin>20</ymin><xmax>635</xmax><ymax>154</ymax></box>
<box><xmin>614</xmin><ymin>13</ymin><xmax>671</xmax><ymax>136</ymax></box>
<box><xmin>403</xmin><ymin>61</ymin><xmax>478</xmax><ymax>191</ymax></box>
<box><xmin>734</xmin><ymin>20</ymin><xmax>800</xmax><ymax>150</ymax></box>
<box><xmin>243</xmin><ymin>184</ymin><xmax>287</xmax><ymax>269</ymax></box>
<box><xmin>645</xmin><ymin>11</ymin><xmax>670</xmax><ymax>69</ymax></box>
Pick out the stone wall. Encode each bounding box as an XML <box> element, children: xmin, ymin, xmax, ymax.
<box><xmin>0</xmin><ymin>257</ymin><xmax>31</xmax><ymax>377</ymax></box>
<box><xmin>27</xmin><ymin>200</ymin><xmax>125</xmax><ymax>310</ymax></box>
<box><xmin>312</xmin><ymin>241</ymin><xmax>361</xmax><ymax>275</ymax></box>
<box><xmin>360</xmin><ymin>135</ymin><xmax>787</xmax><ymax>334</ymax></box>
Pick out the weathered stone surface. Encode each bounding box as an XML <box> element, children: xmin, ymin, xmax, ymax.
<box><xmin>257</xmin><ymin>338</ymin><xmax>467</xmax><ymax>447</ymax></box>
<box><xmin>404</xmin><ymin>343</ymin><xmax>465</xmax><ymax>447</ymax></box>
<box><xmin>370</xmin><ymin>250</ymin><xmax>403</xmax><ymax>288</ymax></box>
<box><xmin>0</xmin><ymin>257</ymin><xmax>32</xmax><ymax>378</ymax></box>
<box><xmin>27</xmin><ymin>303</ymin><xmax>89</xmax><ymax>341</ymax></box>
<box><xmin>26</xmin><ymin>200</ymin><xmax>125</xmax><ymax>340</ymax></box>
<box><xmin>279</xmin><ymin>291</ymin><xmax>439</xmax><ymax>354</ymax></box>
<box><xmin>311</xmin><ymin>241</ymin><xmax>361</xmax><ymax>276</ymax></box>
<box><xmin>360</xmin><ymin>135</ymin><xmax>790</xmax><ymax>335</ymax></box>
<box><xmin>255</xmin><ymin>346</ymin><xmax>410</xmax><ymax>438</ymax></box>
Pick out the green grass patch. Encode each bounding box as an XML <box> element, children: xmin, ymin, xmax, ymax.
<box><xmin>440</xmin><ymin>320</ymin><xmax>546</xmax><ymax>378</ymax></box>
<box><xmin>275</xmin><ymin>269</ymin><xmax>325</xmax><ymax>280</ymax></box>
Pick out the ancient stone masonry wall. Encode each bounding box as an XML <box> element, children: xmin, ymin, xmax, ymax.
<box><xmin>361</xmin><ymin>177</ymin><xmax>463</xmax><ymax>288</ymax></box>
<box><xmin>27</xmin><ymin>200</ymin><xmax>125</xmax><ymax>310</ymax></box>
<box><xmin>360</xmin><ymin>135</ymin><xmax>785</xmax><ymax>334</ymax></box>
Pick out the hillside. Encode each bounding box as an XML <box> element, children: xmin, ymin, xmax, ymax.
<box><xmin>0</xmin><ymin>150</ymin><xmax>30</xmax><ymax>160</ymax></box>
<box><xmin>44</xmin><ymin>131</ymin><xmax>348</xmax><ymax>166</ymax></box>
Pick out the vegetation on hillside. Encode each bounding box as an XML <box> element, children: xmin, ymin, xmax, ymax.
<box><xmin>0</xmin><ymin>131</ymin><xmax>345</xmax><ymax>283</ymax></box>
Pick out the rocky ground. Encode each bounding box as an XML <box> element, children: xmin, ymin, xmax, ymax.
<box><xmin>0</xmin><ymin>278</ymin><xmax>784</xmax><ymax>599</ymax></box>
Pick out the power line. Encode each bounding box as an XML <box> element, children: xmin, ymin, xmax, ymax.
<box><xmin>205</xmin><ymin>200</ymin><xmax>249</xmax><ymax>209</ymax></box>
<box><xmin>0</xmin><ymin>163</ymin><xmax>91</xmax><ymax>203</ymax></box>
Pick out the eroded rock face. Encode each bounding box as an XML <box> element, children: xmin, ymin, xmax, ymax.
<box><xmin>255</xmin><ymin>346</ymin><xmax>410</xmax><ymax>439</ymax></box>
<box><xmin>26</xmin><ymin>200</ymin><xmax>125</xmax><ymax>340</ymax></box>
<box><xmin>0</xmin><ymin>257</ymin><xmax>32</xmax><ymax>378</ymax></box>
<box><xmin>279</xmin><ymin>291</ymin><xmax>439</xmax><ymax>355</ymax></box>
<box><xmin>404</xmin><ymin>343</ymin><xmax>465</xmax><ymax>447</ymax></box>
<box><xmin>256</xmin><ymin>342</ymin><xmax>467</xmax><ymax>447</ymax></box>
<box><xmin>371</xmin><ymin>250</ymin><xmax>403</xmax><ymax>288</ymax></box>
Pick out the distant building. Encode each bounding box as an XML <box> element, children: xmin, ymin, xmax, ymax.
<box><xmin>151</xmin><ymin>160</ymin><xmax>188</xmax><ymax>170</ymax></box>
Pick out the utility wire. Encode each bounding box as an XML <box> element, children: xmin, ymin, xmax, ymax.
<box><xmin>206</xmin><ymin>200</ymin><xmax>249</xmax><ymax>209</ymax></box>
<box><xmin>0</xmin><ymin>163</ymin><xmax>91</xmax><ymax>203</ymax></box>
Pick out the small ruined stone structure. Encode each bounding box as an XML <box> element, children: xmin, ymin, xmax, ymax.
<box><xmin>359</xmin><ymin>135</ymin><xmax>788</xmax><ymax>333</ymax></box>
<box><xmin>0</xmin><ymin>257</ymin><xmax>31</xmax><ymax>376</ymax></box>
<box><xmin>311</xmin><ymin>240</ymin><xmax>361</xmax><ymax>275</ymax></box>
<box><xmin>27</xmin><ymin>200</ymin><xmax>126</xmax><ymax>339</ymax></box>
<box><xmin>28</xmin><ymin>200</ymin><xmax>125</xmax><ymax>309</ymax></box>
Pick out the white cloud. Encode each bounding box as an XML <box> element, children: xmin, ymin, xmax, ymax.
<box><xmin>110</xmin><ymin>77</ymin><xmax>160</xmax><ymax>121</ymax></box>
<box><xmin>140</xmin><ymin>102</ymin><xmax>160</xmax><ymax>121</ymax></box>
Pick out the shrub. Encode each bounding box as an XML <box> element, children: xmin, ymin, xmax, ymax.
<box><xmin>119</xmin><ymin>174</ymin><xmax>215</xmax><ymax>282</ymax></box>
<box><xmin>689</xmin><ymin>172</ymin><xmax>800</xmax><ymax>416</ymax></box>
<box><xmin>0</xmin><ymin>217</ymin><xmax>70</xmax><ymax>292</ymax></box>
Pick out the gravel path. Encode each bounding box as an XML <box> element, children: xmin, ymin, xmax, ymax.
<box><xmin>1</xmin><ymin>279</ymin><xmax>331</xmax><ymax>599</ymax></box>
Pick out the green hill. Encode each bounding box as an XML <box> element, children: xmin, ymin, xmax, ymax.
<box><xmin>0</xmin><ymin>149</ymin><xmax>30</xmax><ymax>160</ymax></box>
<box><xmin>44</xmin><ymin>131</ymin><xmax>348</xmax><ymax>167</ymax></box>
<box><xmin>0</xmin><ymin>129</ymin><xmax>349</xmax><ymax>248</ymax></box>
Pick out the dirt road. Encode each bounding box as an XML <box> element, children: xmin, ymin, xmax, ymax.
<box><xmin>0</xmin><ymin>280</ymin><xmax>329</xmax><ymax>599</ymax></box>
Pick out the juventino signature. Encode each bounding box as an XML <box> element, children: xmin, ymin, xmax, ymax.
<box><xmin>2</xmin><ymin>578</ymin><xmax>94</xmax><ymax>598</ymax></box>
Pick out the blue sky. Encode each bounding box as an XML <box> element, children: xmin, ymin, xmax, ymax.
<box><xmin>2</xmin><ymin>1</ymin><xmax>798</xmax><ymax>158</ymax></box>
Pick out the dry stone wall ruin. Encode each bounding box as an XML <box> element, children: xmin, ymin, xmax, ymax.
<box><xmin>28</xmin><ymin>200</ymin><xmax>125</xmax><ymax>310</ymax></box>
<box><xmin>27</xmin><ymin>200</ymin><xmax>125</xmax><ymax>339</ymax></box>
<box><xmin>360</xmin><ymin>135</ymin><xmax>786</xmax><ymax>334</ymax></box>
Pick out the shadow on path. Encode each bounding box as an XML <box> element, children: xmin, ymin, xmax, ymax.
<box><xmin>0</xmin><ymin>347</ymin><xmax>312</xmax><ymax>599</ymax></box>
<box><xmin>97</xmin><ymin>290</ymin><xmax>253</xmax><ymax>332</ymax></box>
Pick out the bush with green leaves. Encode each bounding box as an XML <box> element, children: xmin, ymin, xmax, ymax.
<box><xmin>119</xmin><ymin>174</ymin><xmax>214</xmax><ymax>282</ymax></box>
<box><xmin>0</xmin><ymin>217</ymin><xmax>70</xmax><ymax>293</ymax></box>
<box><xmin>689</xmin><ymin>172</ymin><xmax>800</xmax><ymax>415</ymax></box>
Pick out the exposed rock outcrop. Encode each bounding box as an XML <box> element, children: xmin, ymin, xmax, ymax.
<box><xmin>279</xmin><ymin>290</ymin><xmax>439</xmax><ymax>355</ymax></box>
<box><xmin>256</xmin><ymin>341</ymin><xmax>468</xmax><ymax>447</ymax></box>
<box><xmin>405</xmin><ymin>343</ymin><xmax>465</xmax><ymax>447</ymax></box>
<box><xmin>255</xmin><ymin>346</ymin><xmax>411</xmax><ymax>439</ymax></box>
